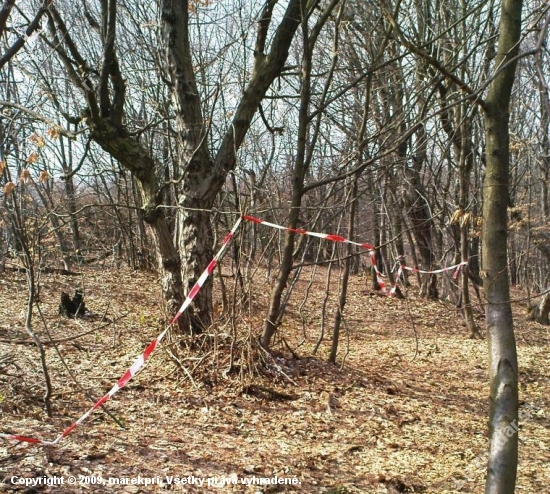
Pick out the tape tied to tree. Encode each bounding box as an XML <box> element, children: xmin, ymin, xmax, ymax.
<box><xmin>0</xmin><ymin>217</ymin><xmax>242</xmax><ymax>446</ymax></box>
<box><xmin>1</xmin><ymin>214</ymin><xmax>467</xmax><ymax>445</ymax></box>
<box><xmin>241</xmin><ymin>215</ymin><xmax>468</xmax><ymax>295</ymax></box>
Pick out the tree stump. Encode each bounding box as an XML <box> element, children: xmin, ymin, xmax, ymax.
<box><xmin>58</xmin><ymin>290</ymin><xmax>86</xmax><ymax>318</ymax></box>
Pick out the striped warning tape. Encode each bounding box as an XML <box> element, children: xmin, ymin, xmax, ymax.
<box><xmin>401</xmin><ymin>263</ymin><xmax>467</xmax><ymax>277</ymax></box>
<box><xmin>243</xmin><ymin>215</ymin><xmax>375</xmax><ymax>250</ymax></box>
<box><xmin>0</xmin><ymin>217</ymin><xmax>242</xmax><ymax>445</ymax></box>
<box><xmin>242</xmin><ymin>215</ymin><xmax>467</xmax><ymax>295</ymax></box>
<box><xmin>242</xmin><ymin>215</ymin><xmax>391</xmax><ymax>294</ymax></box>
<box><xmin>171</xmin><ymin>217</ymin><xmax>242</xmax><ymax>323</ymax></box>
<box><xmin>2</xmin><ymin>213</ymin><xmax>466</xmax><ymax>445</ymax></box>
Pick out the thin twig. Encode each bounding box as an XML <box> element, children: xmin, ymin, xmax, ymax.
<box><xmin>402</xmin><ymin>286</ymin><xmax>420</xmax><ymax>362</ymax></box>
<box><xmin>35</xmin><ymin>303</ymin><xmax>126</xmax><ymax>430</ymax></box>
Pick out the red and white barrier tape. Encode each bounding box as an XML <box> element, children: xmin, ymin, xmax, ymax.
<box><xmin>0</xmin><ymin>217</ymin><xmax>242</xmax><ymax>446</ymax></box>
<box><xmin>171</xmin><ymin>217</ymin><xmax>242</xmax><ymax>323</ymax></box>
<box><xmin>242</xmin><ymin>215</ymin><xmax>389</xmax><ymax>292</ymax></box>
<box><xmin>401</xmin><ymin>262</ymin><xmax>467</xmax><ymax>277</ymax></box>
<box><xmin>242</xmin><ymin>215</ymin><xmax>467</xmax><ymax>295</ymax></box>
<box><xmin>242</xmin><ymin>215</ymin><xmax>375</xmax><ymax>250</ymax></box>
<box><xmin>2</xmin><ymin>214</ymin><xmax>466</xmax><ymax>445</ymax></box>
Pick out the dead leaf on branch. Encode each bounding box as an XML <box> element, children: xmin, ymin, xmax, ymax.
<box><xmin>3</xmin><ymin>181</ymin><xmax>15</xmax><ymax>196</ymax></box>
<box><xmin>38</xmin><ymin>170</ymin><xmax>50</xmax><ymax>183</ymax></box>
<box><xmin>450</xmin><ymin>209</ymin><xmax>464</xmax><ymax>224</ymax></box>
<box><xmin>46</xmin><ymin>127</ymin><xmax>60</xmax><ymax>140</ymax></box>
<box><xmin>26</xmin><ymin>152</ymin><xmax>39</xmax><ymax>164</ymax></box>
<box><xmin>29</xmin><ymin>133</ymin><xmax>46</xmax><ymax>148</ymax></box>
<box><xmin>19</xmin><ymin>169</ymin><xmax>31</xmax><ymax>184</ymax></box>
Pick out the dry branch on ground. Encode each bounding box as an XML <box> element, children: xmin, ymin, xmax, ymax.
<box><xmin>0</xmin><ymin>266</ymin><xmax>548</xmax><ymax>493</ymax></box>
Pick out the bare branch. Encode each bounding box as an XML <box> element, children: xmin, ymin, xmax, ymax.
<box><xmin>0</xmin><ymin>0</ymin><xmax>53</xmax><ymax>70</ymax></box>
<box><xmin>211</xmin><ymin>0</ymin><xmax>322</xmax><ymax>196</ymax></box>
<box><xmin>46</xmin><ymin>6</ymin><xmax>100</xmax><ymax>119</ymax></box>
<box><xmin>0</xmin><ymin>0</ymin><xmax>16</xmax><ymax>38</ymax></box>
<box><xmin>383</xmin><ymin>6</ymin><xmax>484</xmax><ymax>109</ymax></box>
<box><xmin>0</xmin><ymin>100</ymin><xmax>77</xmax><ymax>139</ymax></box>
<box><xmin>255</xmin><ymin>0</ymin><xmax>278</xmax><ymax>57</ymax></box>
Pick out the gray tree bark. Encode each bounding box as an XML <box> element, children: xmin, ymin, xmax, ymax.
<box><xmin>46</xmin><ymin>0</ymin><xmax>321</xmax><ymax>332</ymax></box>
<box><xmin>482</xmin><ymin>0</ymin><xmax>523</xmax><ymax>492</ymax></box>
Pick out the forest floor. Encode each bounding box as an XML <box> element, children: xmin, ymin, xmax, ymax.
<box><xmin>0</xmin><ymin>263</ymin><xmax>549</xmax><ymax>493</ymax></box>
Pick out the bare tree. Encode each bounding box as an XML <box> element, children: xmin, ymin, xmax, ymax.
<box><xmin>482</xmin><ymin>0</ymin><xmax>523</xmax><ymax>491</ymax></box>
<box><xmin>38</xmin><ymin>0</ymin><xmax>337</xmax><ymax>332</ymax></box>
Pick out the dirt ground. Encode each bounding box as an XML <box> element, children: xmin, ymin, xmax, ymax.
<box><xmin>1</xmin><ymin>264</ymin><xmax>549</xmax><ymax>493</ymax></box>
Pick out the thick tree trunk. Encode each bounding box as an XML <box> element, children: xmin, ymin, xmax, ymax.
<box><xmin>482</xmin><ymin>1</ymin><xmax>522</xmax><ymax>492</ymax></box>
<box><xmin>62</xmin><ymin>134</ymin><xmax>82</xmax><ymax>256</ymax></box>
<box><xmin>438</xmin><ymin>74</ymin><xmax>480</xmax><ymax>336</ymax></box>
<box><xmin>460</xmin><ymin>224</ymin><xmax>480</xmax><ymax>338</ymax></box>
<box><xmin>408</xmin><ymin>196</ymin><xmax>438</xmax><ymax>299</ymax></box>
<box><xmin>176</xmin><ymin>203</ymin><xmax>214</xmax><ymax>331</ymax></box>
<box><xmin>405</xmin><ymin>122</ymin><xmax>438</xmax><ymax>299</ymax></box>
<box><xmin>260</xmin><ymin>1</ymin><xmax>317</xmax><ymax>349</ymax></box>
<box><xmin>529</xmin><ymin>292</ymin><xmax>550</xmax><ymax>324</ymax></box>
<box><xmin>49</xmin><ymin>212</ymin><xmax>72</xmax><ymax>272</ymax></box>
<box><xmin>48</xmin><ymin>0</ymin><xmax>327</xmax><ymax>335</ymax></box>
<box><xmin>162</xmin><ymin>0</ymin><xmax>317</xmax><ymax>334</ymax></box>
<box><xmin>88</xmin><ymin>120</ymin><xmax>185</xmax><ymax>324</ymax></box>
<box><xmin>147</xmin><ymin>207</ymin><xmax>184</xmax><ymax>319</ymax></box>
<box><xmin>458</xmin><ymin>118</ymin><xmax>480</xmax><ymax>339</ymax></box>
<box><xmin>261</xmin><ymin>215</ymin><xmax>300</xmax><ymax>349</ymax></box>
<box><xmin>534</xmin><ymin>34</ymin><xmax>550</xmax><ymax>222</ymax></box>
<box><xmin>371</xmin><ymin>186</ymin><xmax>382</xmax><ymax>291</ymax></box>
<box><xmin>65</xmin><ymin>176</ymin><xmax>81</xmax><ymax>257</ymax></box>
